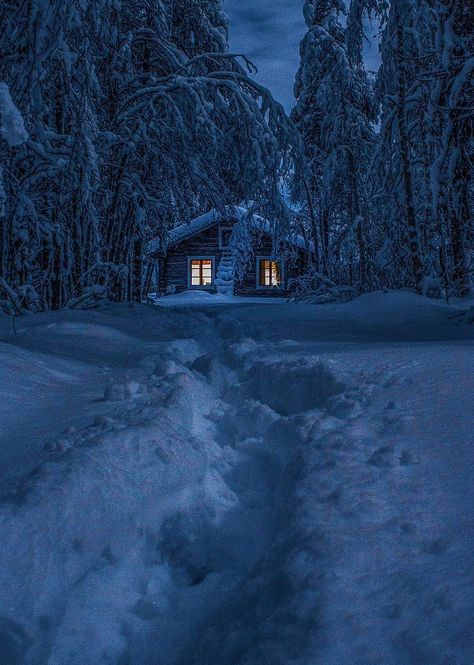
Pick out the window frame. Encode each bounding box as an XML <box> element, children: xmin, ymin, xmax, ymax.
<box><xmin>255</xmin><ymin>256</ymin><xmax>284</xmax><ymax>290</ymax></box>
<box><xmin>188</xmin><ymin>256</ymin><xmax>215</xmax><ymax>289</ymax></box>
<box><xmin>218</xmin><ymin>226</ymin><xmax>233</xmax><ymax>250</ymax></box>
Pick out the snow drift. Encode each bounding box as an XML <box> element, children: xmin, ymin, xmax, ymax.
<box><xmin>0</xmin><ymin>292</ymin><xmax>473</xmax><ymax>664</ymax></box>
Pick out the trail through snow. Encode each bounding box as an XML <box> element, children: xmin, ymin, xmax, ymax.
<box><xmin>0</xmin><ymin>292</ymin><xmax>473</xmax><ymax>665</ymax></box>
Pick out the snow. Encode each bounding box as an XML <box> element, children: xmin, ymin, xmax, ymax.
<box><xmin>0</xmin><ymin>82</ymin><xmax>28</xmax><ymax>147</ymax></box>
<box><xmin>148</xmin><ymin>206</ymin><xmax>310</xmax><ymax>255</ymax></box>
<box><xmin>147</xmin><ymin>210</ymin><xmax>221</xmax><ymax>254</ymax></box>
<box><xmin>151</xmin><ymin>289</ymin><xmax>286</xmax><ymax>307</ymax></box>
<box><xmin>0</xmin><ymin>291</ymin><xmax>473</xmax><ymax>664</ymax></box>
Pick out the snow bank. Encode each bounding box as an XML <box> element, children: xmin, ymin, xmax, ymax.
<box><xmin>0</xmin><ymin>334</ymin><xmax>236</xmax><ymax>664</ymax></box>
<box><xmin>0</xmin><ymin>292</ymin><xmax>472</xmax><ymax>664</ymax></box>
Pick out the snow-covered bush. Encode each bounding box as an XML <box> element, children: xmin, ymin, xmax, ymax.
<box><xmin>288</xmin><ymin>272</ymin><xmax>355</xmax><ymax>304</ymax></box>
<box><xmin>420</xmin><ymin>275</ymin><xmax>443</xmax><ymax>300</ymax></box>
<box><xmin>68</xmin><ymin>284</ymin><xmax>108</xmax><ymax>309</ymax></box>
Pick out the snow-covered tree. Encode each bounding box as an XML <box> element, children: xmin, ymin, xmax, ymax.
<box><xmin>429</xmin><ymin>0</ymin><xmax>473</xmax><ymax>296</ymax></box>
<box><xmin>292</xmin><ymin>0</ymin><xmax>377</xmax><ymax>288</ymax></box>
<box><xmin>0</xmin><ymin>0</ymin><xmax>303</xmax><ymax>309</ymax></box>
<box><xmin>371</xmin><ymin>0</ymin><xmax>472</xmax><ymax>296</ymax></box>
<box><xmin>0</xmin><ymin>0</ymin><xmax>106</xmax><ymax>308</ymax></box>
<box><xmin>372</xmin><ymin>0</ymin><xmax>439</xmax><ymax>291</ymax></box>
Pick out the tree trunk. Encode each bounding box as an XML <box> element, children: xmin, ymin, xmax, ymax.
<box><xmin>131</xmin><ymin>231</ymin><xmax>144</xmax><ymax>303</ymax></box>
<box><xmin>303</xmin><ymin>178</ymin><xmax>321</xmax><ymax>272</ymax></box>
<box><xmin>451</xmin><ymin>157</ymin><xmax>470</xmax><ymax>296</ymax></box>
<box><xmin>394</xmin><ymin>4</ymin><xmax>424</xmax><ymax>290</ymax></box>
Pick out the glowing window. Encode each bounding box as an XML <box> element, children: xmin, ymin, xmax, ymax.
<box><xmin>258</xmin><ymin>259</ymin><xmax>281</xmax><ymax>287</ymax></box>
<box><xmin>190</xmin><ymin>259</ymin><xmax>213</xmax><ymax>286</ymax></box>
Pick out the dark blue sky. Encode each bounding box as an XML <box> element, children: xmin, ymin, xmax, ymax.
<box><xmin>223</xmin><ymin>0</ymin><xmax>381</xmax><ymax>111</ymax></box>
<box><xmin>223</xmin><ymin>0</ymin><xmax>306</xmax><ymax>111</ymax></box>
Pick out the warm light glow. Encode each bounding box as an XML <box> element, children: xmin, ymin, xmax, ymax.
<box><xmin>259</xmin><ymin>259</ymin><xmax>281</xmax><ymax>287</ymax></box>
<box><xmin>191</xmin><ymin>259</ymin><xmax>213</xmax><ymax>286</ymax></box>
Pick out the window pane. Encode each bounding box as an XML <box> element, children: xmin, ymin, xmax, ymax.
<box><xmin>258</xmin><ymin>259</ymin><xmax>281</xmax><ymax>287</ymax></box>
<box><xmin>190</xmin><ymin>259</ymin><xmax>213</xmax><ymax>286</ymax></box>
<box><xmin>271</xmin><ymin>261</ymin><xmax>281</xmax><ymax>286</ymax></box>
<box><xmin>265</xmin><ymin>263</ymin><xmax>271</xmax><ymax>285</ymax></box>
<box><xmin>260</xmin><ymin>259</ymin><xmax>270</xmax><ymax>286</ymax></box>
<box><xmin>192</xmin><ymin>260</ymin><xmax>201</xmax><ymax>286</ymax></box>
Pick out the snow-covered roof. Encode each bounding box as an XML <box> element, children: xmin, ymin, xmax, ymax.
<box><xmin>147</xmin><ymin>206</ymin><xmax>311</xmax><ymax>255</ymax></box>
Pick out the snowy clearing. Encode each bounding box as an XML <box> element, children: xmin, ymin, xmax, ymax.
<box><xmin>0</xmin><ymin>291</ymin><xmax>473</xmax><ymax>665</ymax></box>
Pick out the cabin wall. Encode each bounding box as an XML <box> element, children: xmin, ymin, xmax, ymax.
<box><xmin>162</xmin><ymin>225</ymin><xmax>223</xmax><ymax>294</ymax></box>
<box><xmin>234</xmin><ymin>233</ymin><xmax>306</xmax><ymax>297</ymax></box>
<box><xmin>158</xmin><ymin>224</ymin><xmax>308</xmax><ymax>297</ymax></box>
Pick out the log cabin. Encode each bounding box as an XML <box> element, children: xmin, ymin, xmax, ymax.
<box><xmin>147</xmin><ymin>207</ymin><xmax>311</xmax><ymax>298</ymax></box>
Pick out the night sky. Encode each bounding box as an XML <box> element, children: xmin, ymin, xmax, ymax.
<box><xmin>223</xmin><ymin>0</ymin><xmax>381</xmax><ymax>112</ymax></box>
<box><xmin>223</xmin><ymin>0</ymin><xmax>306</xmax><ymax>111</ymax></box>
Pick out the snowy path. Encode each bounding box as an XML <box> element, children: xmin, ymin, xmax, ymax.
<box><xmin>0</xmin><ymin>293</ymin><xmax>473</xmax><ymax>665</ymax></box>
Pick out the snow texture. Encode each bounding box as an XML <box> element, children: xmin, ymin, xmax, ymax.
<box><xmin>0</xmin><ymin>291</ymin><xmax>473</xmax><ymax>665</ymax></box>
<box><xmin>148</xmin><ymin>206</ymin><xmax>310</xmax><ymax>255</ymax></box>
<box><xmin>0</xmin><ymin>83</ymin><xmax>28</xmax><ymax>147</ymax></box>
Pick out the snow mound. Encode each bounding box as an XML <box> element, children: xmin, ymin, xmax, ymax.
<box><xmin>0</xmin><ymin>360</ymin><xmax>232</xmax><ymax>664</ymax></box>
<box><xmin>0</xmin><ymin>294</ymin><xmax>473</xmax><ymax>665</ymax></box>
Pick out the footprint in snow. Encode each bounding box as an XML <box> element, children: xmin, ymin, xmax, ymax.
<box><xmin>367</xmin><ymin>446</ymin><xmax>395</xmax><ymax>467</ymax></box>
<box><xmin>326</xmin><ymin>394</ymin><xmax>362</xmax><ymax>420</ymax></box>
<box><xmin>399</xmin><ymin>449</ymin><xmax>419</xmax><ymax>466</ymax></box>
<box><xmin>400</xmin><ymin>522</ymin><xmax>417</xmax><ymax>535</ymax></box>
<box><xmin>420</xmin><ymin>537</ymin><xmax>450</xmax><ymax>556</ymax></box>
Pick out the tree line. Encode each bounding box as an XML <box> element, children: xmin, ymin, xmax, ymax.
<box><xmin>0</xmin><ymin>0</ymin><xmax>472</xmax><ymax>311</ymax></box>
<box><xmin>293</xmin><ymin>0</ymin><xmax>473</xmax><ymax>298</ymax></box>
<box><xmin>0</xmin><ymin>0</ymin><xmax>301</xmax><ymax>310</ymax></box>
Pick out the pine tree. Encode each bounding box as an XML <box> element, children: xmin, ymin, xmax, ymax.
<box><xmin>0</xmin><ymin>0</ymin><xmax>303</xmax><ymax>309</ymax></box>
<box><xmin>429</xmin><ymin>0</ymin><xmax>473</xmax><ymax>296</ymax></box>
<box><xmin>0</xmin><ymin>0</ymin><xmax>107</xmax><ymax>309</ymax></box>
<box><xmin>373</xmin><ymin>0</ymin><xmax>439</xmax><ymax>290</ymax></box>
<box><xmin>371</xmin><ymin>0</ymin><xmax>472</xmax><ymax>296</ymax></box>
<box><xmin>292</xmin><ymin>0</ymin><xmax>377</xmax><ymax>289</ymax></box>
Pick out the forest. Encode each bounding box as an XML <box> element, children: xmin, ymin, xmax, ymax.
<box><xmin>0</xmin><ymin>0</ymin><xmax>472</xmax><ymax>309</ymax></box>
<box><xmin>0</xmin><ymin>3</ymin><xmax>473</xmax><ymax>663</ymax></box>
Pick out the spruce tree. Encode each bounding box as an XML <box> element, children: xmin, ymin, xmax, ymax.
<box><xmin>0</xmin><ymin>0</ymin><xmax>303</xmax><ymax>308</ymax></box>
<box><xmin>292</xmin><ymin>0</ymin><xmax>377</xmax><ymax>289</ymax></box>
<box><xmin>429</xmin><ymin>0</ymin><xmax>473</xmax><ymax>296</ymax></box>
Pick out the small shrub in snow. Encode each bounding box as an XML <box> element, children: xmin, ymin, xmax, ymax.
<box><xmin>68</xmin><ymin>284</ymin><xmax>108</xmax><ymax>309</ymax></box>
<box><xmin>420</xmin><ymin>276</ymin><xmax>443</xmax><ymax>299</ymax></box>
<box><xmin>450</xmin><ymin>306</ymin><xmax>474</xmax><ymax>325</ymax></box>
<box><xmin>288</xmin><ymin>272</ymin><xmax>355</xmax><ymax>304</ymax></box>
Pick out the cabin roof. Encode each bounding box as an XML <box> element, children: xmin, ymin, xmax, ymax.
<box><xmin>147</xmin><ymin>206</ymin><xmax>311</xmax><ymax>255</ymax></box>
